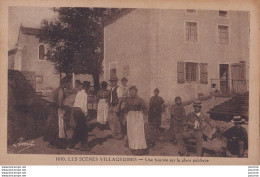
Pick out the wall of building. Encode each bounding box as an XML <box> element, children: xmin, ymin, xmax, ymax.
<box><xmin>17</xmin><ymin>32</ymin><xmax>60</xmax><ymax>91</ymax></box>
<box><xmin>104</xmin><ymin>9</ymin><xmax>152</xmax><ymax>102</ymax></box>
<box><xmin>105</xmin><ymin>9</ymin><xmax>249</xmax><ymax>104</ymax></box>
<box><xmin>153</xmin><ymin>10</ymin><xmax>249</xmax><ymax>103</ymax></box>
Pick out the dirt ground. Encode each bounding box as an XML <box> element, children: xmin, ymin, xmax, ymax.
<box><xmin>8</xmin><ymin>97</ymin><xmax>248</xmax><ymax>157</ymax></box>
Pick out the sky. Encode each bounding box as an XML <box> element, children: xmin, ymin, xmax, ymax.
<box><xmin>8</xmin><ymin>6</ymin><xmax>57</xmax><ymax>49</ymax></box>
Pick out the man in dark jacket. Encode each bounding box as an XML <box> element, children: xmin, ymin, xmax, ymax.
<box><xmin>223</xmin><ymin>116</ymin><xmax>248</xmax><ymax>157</ymax></box>
<box><xmin>180</xmin><ymin>100</ymin><xmax>215</xmax><ymax>156</ymax></box>
<box><xmin>107</xmin><ymin>77</ymin><xmax>123</xmax><ymax>140</ymax></box>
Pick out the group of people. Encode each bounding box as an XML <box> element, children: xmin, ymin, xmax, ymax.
<box><xmin>43</xmin><ymin>76</ymin><xmax>248</xmax><ymax>157</ymax></box>
<box><xmin>96</xmin><ymin>77</ymin><xmax>148</xmax><ymax>155</ymax></box>
<box><xmin>169</xmin><ymin>96</ymin><xmax>248</xmax><ymax>157</ymax></box>
<box><xmin>44</xmin><ymin>79</ymin><xmax>92</xmax><ymax>151</ymax></box>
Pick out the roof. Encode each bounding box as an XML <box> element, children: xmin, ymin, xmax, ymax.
<box><xmin>8</xmin><ymin>48</ymin><xmax>18</xmax><ymax>56</ymax></box>
<box><xmin>20</xmin><ymin>25</ymin><xmax>41</xmax><ymax>36</ymax></box>
<box><xmin>103</xmin><ymin>8</ymin><xmax>135</xmax><ymax>27</ymax></box>
<box><xmin>14</xmin><ymin>25</ymin><xmax>41</xmax><ymax>49</ymax></box>
<box><xmin>208</xmin><ymin>92</ymin><xmax>249</xmax><ymax>121</ymax></box>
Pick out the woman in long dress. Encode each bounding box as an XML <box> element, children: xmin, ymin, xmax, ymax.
<box><xmin>148</xmin><ymin>88</ymin><xmax>164</xmax><ymax>133</ymax></box>
<box><xmin>125</xmin><ymin>86</ymin><xmax>148</xmax><ymax>155</ymax></box>
<box><xmin>96</xmin><ymin>81</ymin><xmax>110</xmax><ymax>130</ymax></box>
<box><xmin>44</xmin><ymin>79</ymin><xmax>69</xmax><ymax>149</ymax></box>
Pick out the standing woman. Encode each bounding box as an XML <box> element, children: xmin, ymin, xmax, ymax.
<box><xmin>44</xmin><ymin>78</ymin><xmax>69</xmax><ymax>149</ymax></box>
<box><xmin>148</xmin><ymin>88</ymin><xmax>164</xmax><ymax>133</ymax></box>
<box><xmin>96</xmin><ymin>81</ymin><xmax>110</xmax><ymax>130</ymax></box>
<box><xmin>125</xmin><ymin>86</ymin><xmax>148</xmax><ymax>155</ymax></box>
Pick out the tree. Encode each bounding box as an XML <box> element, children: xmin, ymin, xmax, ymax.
<box><xmin>37</xmin><ymin>7</ymin><xmax>125</xmax><ymax>91</ymax></box>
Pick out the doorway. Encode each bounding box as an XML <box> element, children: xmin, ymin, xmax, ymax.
<box><xmin>219</xmin><ymin>64</ymin><xmax>229</xmax><ymax>94</ymax></box>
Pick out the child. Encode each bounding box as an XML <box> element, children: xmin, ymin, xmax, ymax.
<box><xmin>170</xmin><ymin>97</ymin><xmax>186</xmax><ymax>152</ymax></box>
<box><xmin>210</xmin><ymin>84</ymin><xmax>218</xmax><ymax>97</ymax></box>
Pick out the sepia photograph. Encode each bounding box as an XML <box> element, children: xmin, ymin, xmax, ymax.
<box><xmin>1</xmin><ymin>0</ymin><xmax>259</xmax><ymax>165</ymax></box>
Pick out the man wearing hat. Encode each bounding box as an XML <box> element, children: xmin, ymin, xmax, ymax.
<box><xmin>179</xmin><ymin>100</ymin><xmax>215</xmax><ymax>156</ymax></box>
<box><xmin>107</xmin><ymin>76</ymin><xmax>123</xmax><ymax>140</ymax></box>
<box><xmin>222</xmin><ymin>116</ymin><xmax>248</xmax><ymax>157</ymax></box>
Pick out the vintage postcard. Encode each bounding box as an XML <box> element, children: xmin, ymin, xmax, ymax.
<box><xmin>0</xmin><ymin>0</ymin><xmax>259</xmax><ymax>165</ymax></box>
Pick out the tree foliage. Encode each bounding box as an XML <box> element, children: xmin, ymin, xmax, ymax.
<box><xmin>37</xmin><ymin>7</ymin><xmax>126</xmax><ymax>90</ymax></box>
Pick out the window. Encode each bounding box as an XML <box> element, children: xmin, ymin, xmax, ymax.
<box><xmin>39</xmin><ymin>44</ymin><xmax>46</xmax><ymax>60</ymax></box>
<box><xmin>200</xmin><ymin>63</ymin><xmax>208</xmax><ymax>84</ymax></box>
<box><xmin>123</xmin><ymin>64</ymin><xmax>130</xmax><ymax>77</ymax></box>
<box><xmin>186</xmin><ymin>22</ymin><xmax>198</xmax><ymax>43</ymax></box>
<box><xmin>177</xmin><ymin>61</ymin><xmax>207</xmax><ymax>83</ymax></box>
<box><xmin>178</xmin><ymin>62</ymin><xmax>198</xmax><ymax>83</ymax></box>
<box><xmin>218</xmin><ymin>25</ymin><xmax>229</xmax><ymax>45</ymax></box>
<box><xmin>186</xmin><ymin>9</ymin><xmax>197</xmax><ymax>14</ymax></box>
<box><xmin>219</xmin><ymin>11</ymin><xmax>228</xmax><ymax>17</ymax></box>
<box><xmin>109</xmin><ymin>62</ymin><xmax>117</xmax><ymax>79</ymax></box>
<box><xmin>185</xmin><ymin>62</ymin><xmax>198</xmax><ymax>82</ymax></box>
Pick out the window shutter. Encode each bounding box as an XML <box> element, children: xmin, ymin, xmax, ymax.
<box><xmin>200</xmin><ymin>63</ymin><xmax>208</xmax><ymax>84</ymax></box>
<box><xmin>177</xmin><ymin>62</ymin><xmax>185</xmax><ymax>83</ymax></box>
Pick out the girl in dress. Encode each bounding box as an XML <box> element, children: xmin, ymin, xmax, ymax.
<box><xmin>96</xmin><ymin>81</ymin><xmax>110</xmax><ymax>130</ymax></box>
<box><xmin>125</xmin><ymin>86</ymin><xmax>148</xmax><ymax>155</ymax></box>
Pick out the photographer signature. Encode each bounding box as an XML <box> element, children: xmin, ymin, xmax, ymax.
<box><xmin>13</xmin><ymin>137</ymin><xmax>35</xmax><ymax>153</ymax></box>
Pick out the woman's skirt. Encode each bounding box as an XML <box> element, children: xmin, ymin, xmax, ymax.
<box><xmin>44</xmin><ymin>104</ymin><xmax>67</xmax><ymax>148</ymax></box>
<box><xmin>127</xmin><ymin>111</ymin><xmax>147</xmax><ymax>150</ymax></box>
<box><xmin>58</xmin><ymin>108</ymin><xmax>66</xmax><ymax>139</ymax></box>
<box><xmin>148</xmin><ymin>109</ymin><xmax>162</xmax><ymax>128</ymax></box>
<box><xmin>97</xmin><ymin>99</ymin><xmax>109</xmax><ymax>124</ymax></box>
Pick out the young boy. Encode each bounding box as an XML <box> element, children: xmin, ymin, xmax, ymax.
<box><xmin>170</xmin><ymin>97</ymin><xmax>186</xmax><ymax>150</ymax></box>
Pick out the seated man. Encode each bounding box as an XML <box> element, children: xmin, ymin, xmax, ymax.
<box><xmin>180</xmin><ymin>100</ymin><xmax>215</xmax><ymax>156</ymax></box>
<box><xmin>222</xmin><ymin>116</ymin><xmax>248</xmax><ymax>158</ymax></box>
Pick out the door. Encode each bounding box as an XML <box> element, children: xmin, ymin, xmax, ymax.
<box><xmin>219</xmin><ymin>64</ymin><xmax>229</xmax><ymax>94</ymax></box>
<box><xmin>230</xmin><ymin>63</ymin><xmax>246</xmax><ymax>93</ymax></box>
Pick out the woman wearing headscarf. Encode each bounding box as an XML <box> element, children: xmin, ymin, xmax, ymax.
<box><xmin>125</xmin><ymin>86</ymin><xmax>148</xmax><ymax>155</ymax></box>
<box><xmin>96</xmin><ymin>81</ymin><xmax>110</xmax><ymax>130</ymax></box>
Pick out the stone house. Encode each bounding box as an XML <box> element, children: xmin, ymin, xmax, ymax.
<box><xmin>8</xmin><ymin>25</ymin><xmax>60</xmax><ymax>91</ymax></box>
<box><xmin>103</xmin><ymin>9</ymin><xmax>249</xmax><ymax>104</ymax></box>
<box><xmin>8</xmin><ymin>25</ymin><xmax>93</xmax><ymax>91</ymax></box>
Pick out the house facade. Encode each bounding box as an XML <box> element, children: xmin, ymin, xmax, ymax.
<box><xmin>103</xmin><ymin>9</ymin><xmax>249</xmax><ymax>104</ymax></box>
<box><xmin>8</xmin><ymin>25</ymin><xmax>60</xmax><ymax>91</ymax></box>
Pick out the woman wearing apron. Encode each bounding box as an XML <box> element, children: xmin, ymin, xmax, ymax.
<box><xmin>96</xmin><ymin>81</ymin><xmax>110</xmax><ymax>130</ymax></box>
<box><xmin>125</xmin><ymin>86</ymin><xmax>148</xmax><ymax>155</ymax></box>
